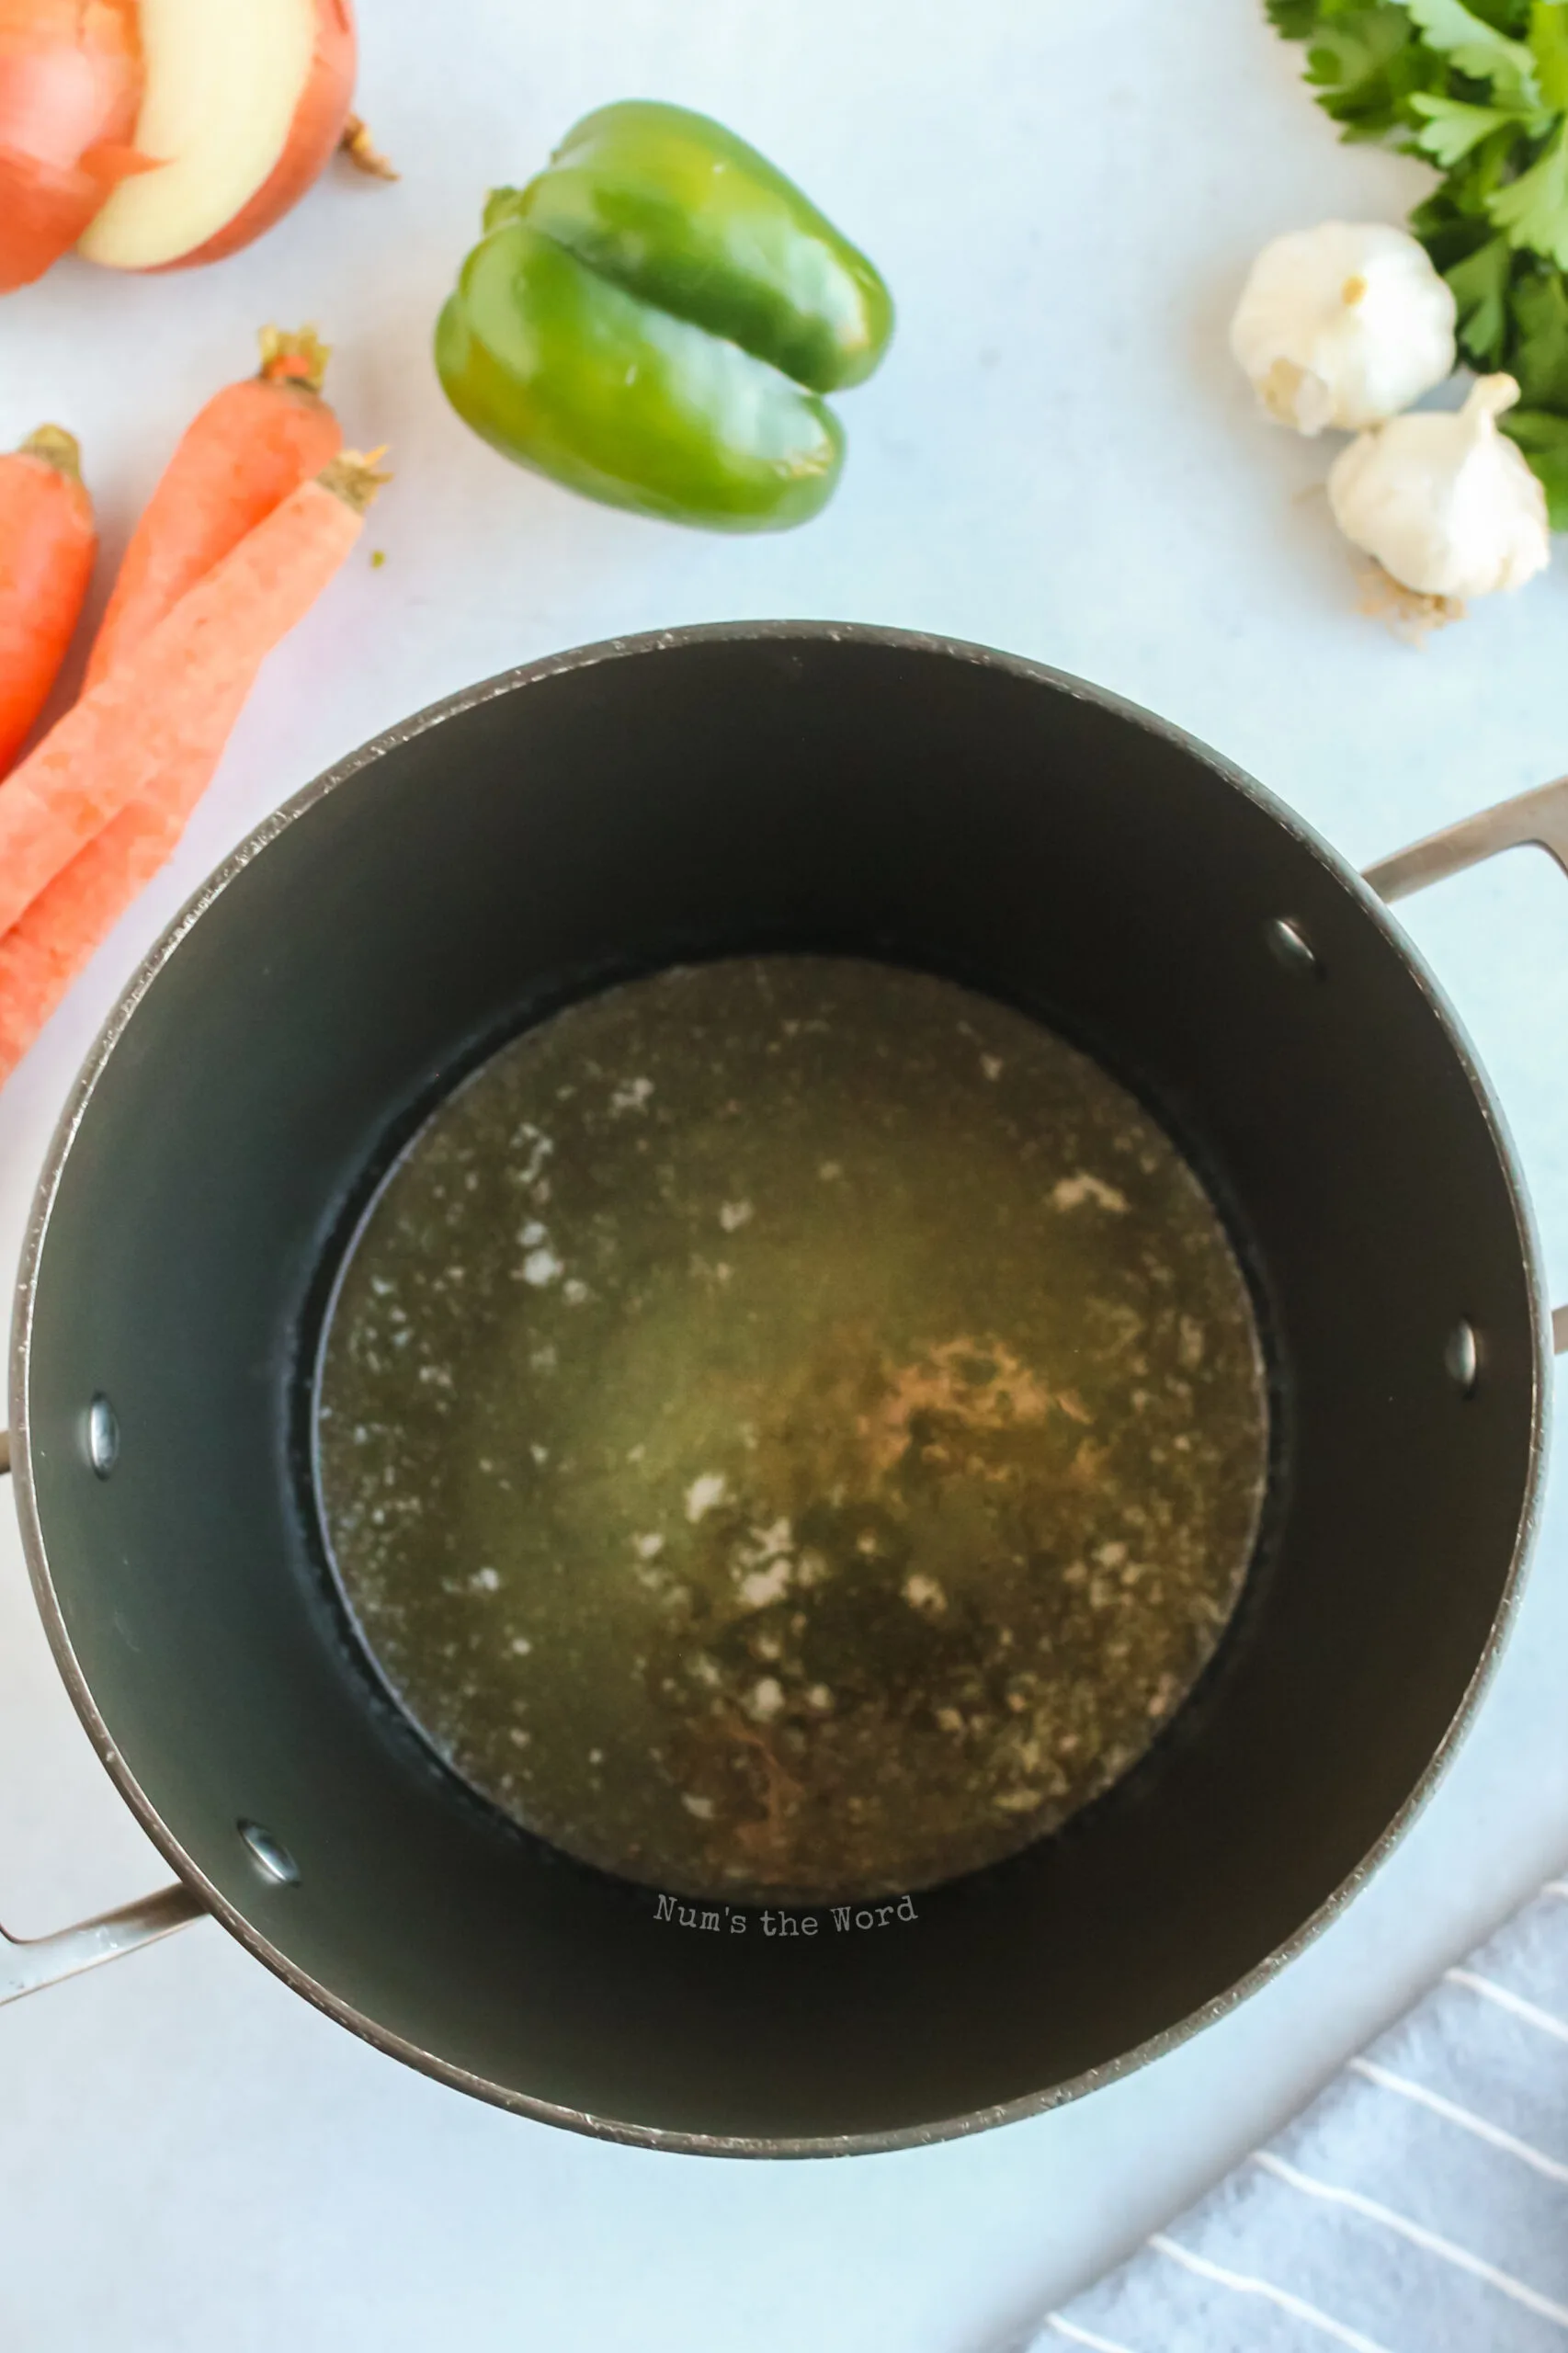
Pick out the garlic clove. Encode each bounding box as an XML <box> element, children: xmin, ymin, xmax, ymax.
<box><xmin>1230</xmin><ymin>222</ymin><xmax>1457</xmax><ymax>436</ymax></box>
<box><xmin>1258</xmin><ymin>357</ymin><xmax>1335</xmax><ymax>436</ymax></box>
<box><xmin>1327</xmin><ymin>374</ymin><xmax>1551</xmax><ymax>601</ymax></box>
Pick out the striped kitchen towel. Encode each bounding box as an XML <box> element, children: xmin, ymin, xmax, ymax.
<box><xmin>1037</xmin><ymin>1874</ymin><xmax>1568</xmax><ymax>2352</ymax></box>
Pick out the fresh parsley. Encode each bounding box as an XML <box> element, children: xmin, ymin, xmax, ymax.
<box><xmin>1267</xmin><ymin>0</ymin><xmax>1568</xmax><ymax>518</ymax></box>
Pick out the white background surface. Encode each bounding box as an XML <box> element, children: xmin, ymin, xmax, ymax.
<box><xmin>3</xmin><ymin>2</ymin><xmax>1568</xmax><ymax>2346</ymax></box>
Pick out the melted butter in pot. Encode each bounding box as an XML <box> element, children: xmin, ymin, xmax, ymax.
<box><xmin>315</xmin><ymin>959</ymin><xmax>1269</xmax><ymax>1904</ymax></box>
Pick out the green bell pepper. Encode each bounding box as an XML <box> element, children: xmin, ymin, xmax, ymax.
<box><xmin>434</xmin><ymin>100</ymin><xmax>894</xmax><ymax>532</ymax></box>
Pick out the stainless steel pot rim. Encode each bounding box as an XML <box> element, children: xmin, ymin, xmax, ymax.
<box><xmin>6</xmin><ymin>620</ymin><xmax>1551</xmax><ymax>2156</ymax></box>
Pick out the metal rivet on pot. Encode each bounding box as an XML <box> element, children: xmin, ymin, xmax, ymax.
<box><xmin>1445</xmin><ymin>1319</ymin><xmax>1480</xmax><ymax>1396</ymax></box>
<box><xmin>1265</xmin><ymin>916</ymin><xmax>1320</xmax><ymax>977</ymax></box>
<box><xmin>85</xmin><ymin>1393</ymin><xmax>119</xmax><ymax>1478</ymax></box>
<box><xmin>238</xmin><ymin>1821</ymin><xmax>300</xmax><ymax>1887</ymax></box>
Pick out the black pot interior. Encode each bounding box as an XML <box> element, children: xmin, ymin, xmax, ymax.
<box><xmin>18</xmin><ymin>629</ymin><xmax>1540</xmax><ymax>2147</ymax></box>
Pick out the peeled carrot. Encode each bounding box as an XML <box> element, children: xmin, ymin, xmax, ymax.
<box><xmin>0</xmin><ymin>425</ymin><xmax>96</xmax><ymax>774</ymax></box>
<box><xmin>0</xmin><ymin>451</ymin><xmax>386</xmax><ymax>946</ymax></box>
<box><xmin>85</xmin><ymin>326</ymin><xmax>343</xmax><ymax>689</ymax></box>
<box><xmin>0</xmin><ymin>341</ymin><xmax>352</xmax><ymax>1081</ymax></box>
<box><xmin>0</xmin><ymin>678</ymin><xmax>250</xmax><ymax>1081</ymax></box>
<box><xmin>0</xmin><ymin>326</ymin><xmax>350</xmax><ymax>1066</ymax></box>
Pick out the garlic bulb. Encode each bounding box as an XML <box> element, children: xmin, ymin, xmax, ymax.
<box><xmin>1327</xmin><ymin>375</ymin><xmax>1550</xmax><ymax>600</ymax></box>
<box><xmin>1230</xmin><ymin>222</ymin><xmax>1456</xmax><ymax>436</ymax></box>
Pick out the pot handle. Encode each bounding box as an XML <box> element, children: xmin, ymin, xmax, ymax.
<box><xmin>0</xmin><ymin>1436</ymin><xmax>206</xmax><ymax>2006</ymax></box>
<box><xmin>1364</xmin><ymin>778</ymin><xmax>1568</xmax><ymax>1356</ymax></box>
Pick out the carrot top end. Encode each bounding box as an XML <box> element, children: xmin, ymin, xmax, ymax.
<box><xmin>319</xmin><ymin>449</ymin><xmax>392</xmax><ymax>515</ymax></box>
<box><xmin>257</xmin><ymin>324</ymin><xmax>332</xmax><ymax>394</ymax></box>
<box><xmin>18</xmin><ymin>425</ymin><xmax>84</xmax><ymax>481</ymax></box>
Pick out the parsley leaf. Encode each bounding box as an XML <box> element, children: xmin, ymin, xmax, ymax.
<box><xmin>1488</xmin><ymin>117</ymin><xmax>1568</xmax><ymax>257</ymax></box>
<box><xmin>1507</xmin><ymin>262</ymin><xmax>1568</xmax><ymax>390</ymax></box>
<box><xmin>1410</xmin><ymin>91</ymin><xmax>1528</xmax><ymax>160</ymax></box>
<box><xmin>1446</xmin><ymin>231</ymin><xmax>1516</xmax><ymax>355</ymax></box>
<box><xmin>1529</xmin><ymin>0</ymin><xmax>1568</xmax><ymax>107</ymax></box>
<box><xmin>1406</xmin><ymin>0</ymin><xmax>1541</xmax><ymax>96</ymax></box>
<box><xmin>1290</xmin><ymin>5</ymin><xmax>1430</xmax><ymax>139</ymax></box>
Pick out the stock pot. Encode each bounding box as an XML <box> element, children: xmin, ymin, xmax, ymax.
<box><xmin>3</xmin><ymin>622</ymin><xmax>1562</xmax><ymax>2154</ymax></box>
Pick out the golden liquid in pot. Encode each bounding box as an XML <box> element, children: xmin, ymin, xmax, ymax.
<box><xmin>314</xmin><ymin>959</ymin><xmax>1268</xmax><ymax>1904</ymax></box>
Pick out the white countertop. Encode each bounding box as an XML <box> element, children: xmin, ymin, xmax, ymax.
<box><xmin>4</xmin><ymin>3</ymin><xmax>1568</xmax><ymax>2346</ymax></box>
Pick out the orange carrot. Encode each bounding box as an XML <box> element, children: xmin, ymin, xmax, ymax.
<box><xmin>0</xmin><ymin>677</ymin><xmax>250</xmax><ymax>1081</ymax></box>
<box><xmin>0</xmin><ymin>342</ymin><xmax>352</xmax><ymax>1082</ymax></box>
<box><xmin>0</xmin><ymin>426</ymin><xmax>96</xmax><ymax>774</ymax></box>
<box><xmin>2</xmin><ymin>327</ymin><xmax>350</xmax><ymax>1064</ymax></box>
<box><xmin>0</xmin><ymin>451</ymin><xmax>385</xmax><ymax>945</ymax></box>
<box><xmin>85</xmin><ymin>326</ymin><xmax>343</xmax><ymax>689</ymax></box>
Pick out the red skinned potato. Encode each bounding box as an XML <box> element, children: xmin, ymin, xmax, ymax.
<box><xmin>0</xmin><ymin>0</ymin><xmax>149</xmax><ymax>290</ymax></box>
<box><xmin>77</xmin><ymin>0</ymin><xmax>356</xmax><ymax>273</ymax></box>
